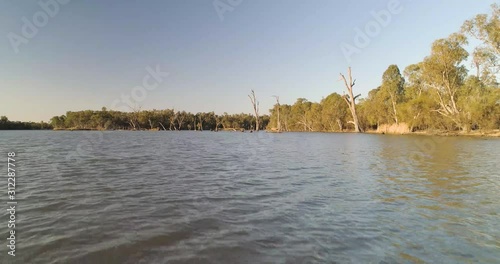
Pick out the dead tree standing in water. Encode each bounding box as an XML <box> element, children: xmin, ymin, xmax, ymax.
<box><xmin>272</xmin><ymin>95</ymin><xmax>281</xmax><ymax>132</ymax></box>
<box><xmin>248</xmin><ymin>90</ymin><xmax>260</xmax><ymax>131</ymax></box>
<box><xmin>339</xmin><ymin>67</ymin><xmax>362</xmax><ymax>133</ymax></box>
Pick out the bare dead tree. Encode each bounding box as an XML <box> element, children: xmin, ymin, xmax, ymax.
<box><xmin>248</xmin><ymin>90</ymin><xmax>260</xmax><ymax>131</ymax></box>
<box><xmin>339</xmin><ymin>67</ymin><xmax>362</xmax><ymax>133</ymax></box>
<box><xmin>272</xmin><ymin>95</ymin><xmax>281</xmax><ymax>132</ymax></box>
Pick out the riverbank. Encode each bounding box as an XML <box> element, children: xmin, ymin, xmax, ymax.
<box><xmin>51</xmin><ymin>127</ymin><xmax>247</xmax><ymax>132</ymax></box>
<box><xmin>10</xmin><ymin>128</ymin><xmax>500</xmax><ymax>137</ymax></box>
<box><xmin>264</xmin><ymin>128</ymin><xmax>500</xmax><ymax>138</ymax></box>
<box><xmin>367</xmin><ymin>129</ymin><xmax>500</xmax><ymax>137</ymax></box>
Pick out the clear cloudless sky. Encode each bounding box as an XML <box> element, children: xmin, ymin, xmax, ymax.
<box><xmin>0</xmin><ymin>0</ymin><xmax>496</xmax><ymax>121</ymax></box>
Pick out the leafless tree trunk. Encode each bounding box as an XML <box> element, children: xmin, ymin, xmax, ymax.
<box><xmin>390</xmin><ymin>94</ymin><xmax>399</xmax><ymax>124</ymax></box>
<box><xmin>198</xmin><ymin>115</ymin><xmax>203</xmax><ymax>131</ymax></box>
<box><xmin>159</xmin><ymin>122</ymin><xmax>167</xmax><ymax>131</ymax></box>
<box><xmin>272</xmin><ymin>95</ymin><xmax>281</xmax><ymax>132</ymax></box>
<box><xmin>248</xmin><ymin>90</ymin><xmax>260</xmax><ymax>131</ymax></box>
<box><xmin>298</xmin><ymin>114</ymin><xmax>312</xmax><ymax>131</ymax></box>
<box><xmin>428</xmin><ymin>70</ymin><xmax>464</xmax><ymax>130</ymax></box>
<box><xmin>129</xmin><ymin>119</ymin><xmax>137</xmax><ymax>130</ymax></box>
<box><xmin>127</xmin><ymin>104</ymin><xmax>142</xmax><ymax>130</ymax></box>
<box><xmin>169</xmin><ymin>110</ymin><xmax>176</xmax><ymax>130</ymax></box>
<box><xmin>340</xmin><ymin>67</ymin><xmax>363</xmax><ymax>133</ymax></box>
<box><xmin>474</xmin><ymin>57</ymin><xmax>481</xmax><ymax>78</ymax></box>
<box><xmin>177</xmin><ymin>112</ymin><xmax>184</xmax><ymax>131</ymax></box>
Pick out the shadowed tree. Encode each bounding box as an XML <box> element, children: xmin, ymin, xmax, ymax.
<box><xmin>380</xmin><ymin>65</ymin><xmax>405</xmax><ymax>124</ymax></box>
<box><xmin>320</xmin><ymin>93</ymin><xmax>348</xmax><ymax>131</ymax></box>
<box><xmin>291</xmin><ymin>98</ymin><xmax>312</xmax><ymax>131</ymax></box>
<box><xmin>215</xmin><ymin>114</ymin><xmax>223</xmax><ymax>131</ymax></box>
<box><xmin>421</xmin><ymin>33</ymin><xmax>470</xmax><ymax>130</ymax></box>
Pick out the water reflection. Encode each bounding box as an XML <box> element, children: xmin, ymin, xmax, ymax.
<box><xmin>376</xmin><ymin>135</ymin><xmax>500</xmax><ymax>263</ymax></box>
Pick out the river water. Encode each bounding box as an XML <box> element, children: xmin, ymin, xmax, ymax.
<box><xmin>0</xmin><ymin>131</ymin><xmax>499</xmax><ymax>263</ymax></box>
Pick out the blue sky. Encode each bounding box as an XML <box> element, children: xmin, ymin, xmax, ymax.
<box><xmin>0</xmin><ymin>0</ymin><xmax>495</xmax><ymax>122</ymax></box>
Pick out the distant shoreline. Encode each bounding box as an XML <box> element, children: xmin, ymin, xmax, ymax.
<box><xmin>4</xmin><ymin>128</ymin><xmax>495</xmax><ymax>138</ymax></box>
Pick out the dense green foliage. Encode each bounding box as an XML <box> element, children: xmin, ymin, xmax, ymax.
<box><xmin>268</xmin><ymin>5</ymin><xmax>499</xmax><ymax>132</ymax></box>
<box><xmin>0</xmin><ymin>116</ymin><xmax>52</xmax><ymax>130</ymax></box>
<box><xmin>48</xmin><ymin>108</ymin><xmax>270</xmax><ymax>131</ymax></box>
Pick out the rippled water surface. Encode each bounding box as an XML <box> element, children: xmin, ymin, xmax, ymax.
<box><xmin>1</xmin><ymin>131</ymin><xmax>499</xmax><ymax>263</ymax></box>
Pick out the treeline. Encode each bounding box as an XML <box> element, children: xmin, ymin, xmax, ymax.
<box><xmin>0</xmin><ymin>116</ymin><xmax>52</xmax><ymax>130</ymax></box>
<box><xmin>268</xmin><ymin>4</ymin><xmax>500</xmax><ymax>133</ymax></box>
<box><xmin>49</xmin><ymin>108</ymin><xmax>270</xmax><ymax>131</ymax></box>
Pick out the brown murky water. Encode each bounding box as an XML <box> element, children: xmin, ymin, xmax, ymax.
<box><xmin>1</xmin><ymin>131</ymin><xmax>499</xmax><ymax>263</ymax></box>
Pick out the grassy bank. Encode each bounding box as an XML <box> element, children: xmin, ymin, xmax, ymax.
<box><xmin>366</xmin><ymin>129</ymin><xmax>500</xmax><ymax>137</ymax></box>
